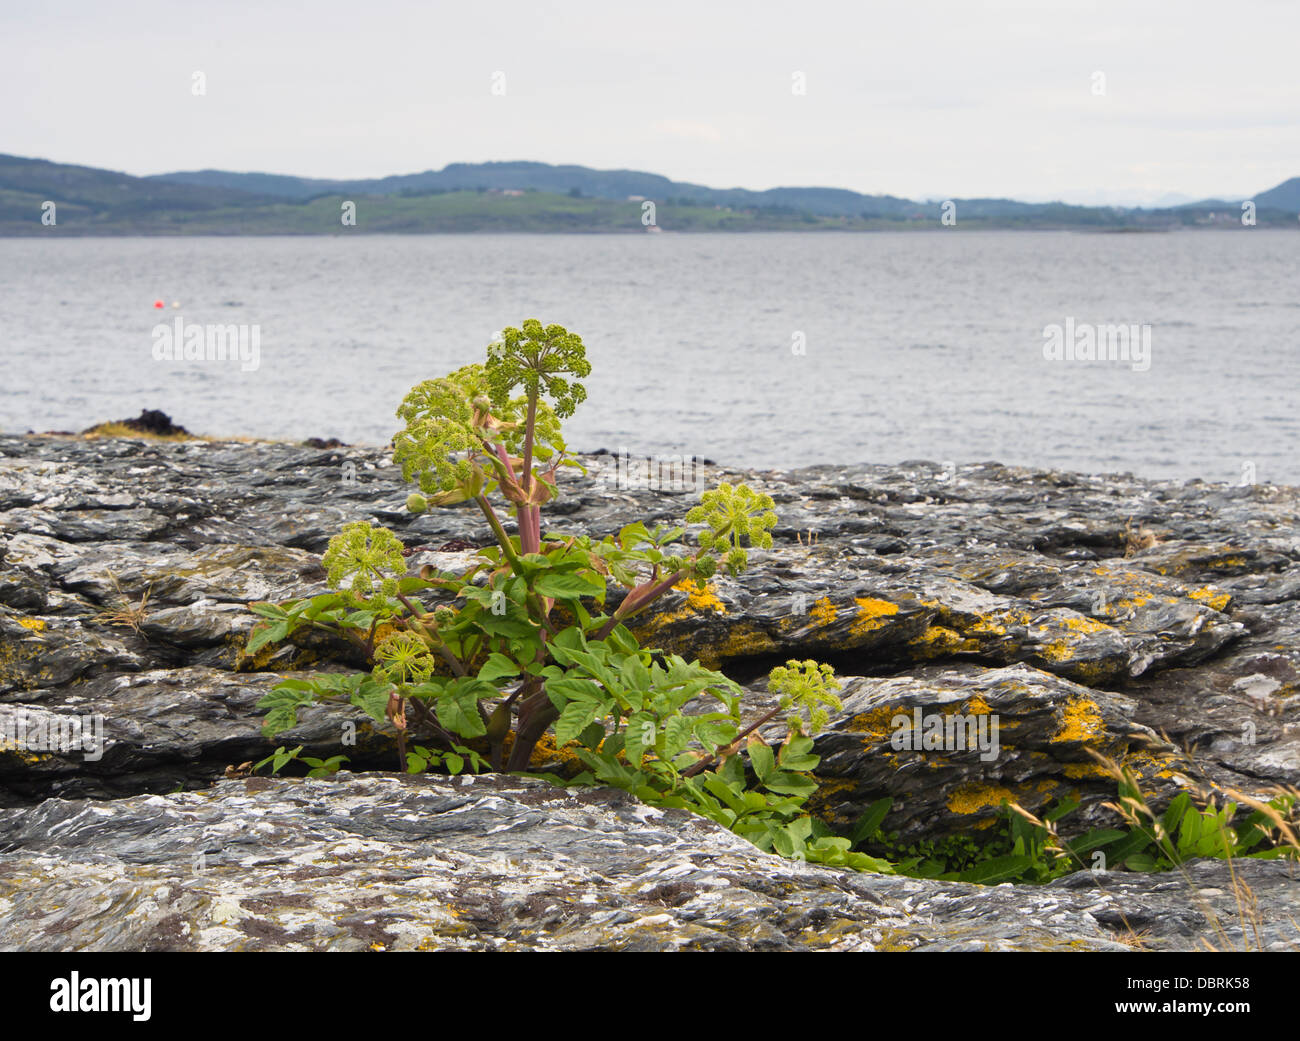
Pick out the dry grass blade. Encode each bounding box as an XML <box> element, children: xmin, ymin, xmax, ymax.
<box><xmin>97</xmin><ymin>570</ymin><xmax>153</xmax><ymax>636</ymax></box>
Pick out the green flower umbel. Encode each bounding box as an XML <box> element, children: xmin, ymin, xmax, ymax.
<box><xmin>485</xmin><ymin>319</ymin><xmax>591</xmax><ymax>419</ymax></box>
<box><xmin>686</xmin><ymin>482</ymin><xmax>778</xmax><ymax>576</ymax></box>
<box><xmin>373</xmin><ymin>631</ymin><xmax>437</xmax><ymax>686</ymax></box>
<box><xmin>768</xmin><ymin>659</ymin><xmax>842</xmax><ymax>736</ymax></box>
<box><xmin>322</xmin><ymin>521</ymin><xmax>407</xmax><ymax>601</ymax></box>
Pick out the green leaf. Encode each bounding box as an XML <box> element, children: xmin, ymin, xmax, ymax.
<box><xmin>702</xmin><ymin>775</ymin><xmax>749</xmax><ymax>814</ymax></box>
<box><xmin>761</xmin><ymin>770</ymin><xmax>818</xmax><ymax>798</ymax></box>
<box><xmin>955</xmin><ymin>854</ymin><xmax>1033</xmax><ymax>885</ymax></box>
<box><xmin>694</xmin><ymin>719</ymin><xmax>737</xmax><ymax>750</ymax></box>
<box><xmin>255</xmin><ymin>745</ymin><xmax>303</xmax><ymax>774</ymax></box>
<box><xmin>659</xmin><ymin>715</ymin><xmax>692</xmax><ymax>759</ymax></box>
<box><xmin>249</xmin><ymin>602</ymin><xmax>292</xmax><ymax>620</ymax></box>
<box><xmin>1177</xmin><ymin>805</ymin><xmax>1203</xmax><ymax>855</ymax></box>
<box><xmin>748</xmin><ymin>741</ymin><xmax>776</xmax><ymax>783</ymax></box>
<box><xmin>619</xmin><ymin>655</ymin><xmax>652</xmax><ymax>694</ymax></box>
<box><xmin>535</xmin><ymin>571</ymin><xmax>606</xmax><ymax>600</ymax></box>
<box><xmin>578</xmin><ymin>721</ymin><xmax>606</xmax><ymax>749</ymax></box>
<box><xmin>437</xmin><ymin>679</ymin><xmax>490</xmax><ymax>738</ymax></box>
<box><xmin>246</xmin><ymin>618</ymin><xmax>291</xmax><ymax>655</ymax></box>
<box><xmin>555</xmin><ymin>701</ymin><xmax>600</xmax><ymax>747</ymax></box>
<box><xmin>478</xmin><ymin>652</ymin><xmax>521</xmax><ymax>684</ymax></box>
<box><xmin>256</xmin><ymin>683</ymin><xmax>318</xmax><ymax>737</ymax></box>
<box><xmin>1104</xmin><ymin>830</ymin><xmax>1156</xmax><ymax>869</ymax></box>
<box><xmin>623</xmin><ymin>712</ymin><xmax>656</xmax><ymax>763</ymax></box>
<box><xmin>545</xmin><ymin>676</ymin><xmax>604</xmax><ymax>710</ymax></box>
<box><xmin>849</xmin><ymin>798</ymin><xmax>892</xmax><ymax>847</ymax></box>
<box><xmin>1162</xmin><ymin>793</ymin><xmax>1191</xmax><ymax>843</ymax></box>
<box><xmin>350</xmin><ymin>677</ymin><xmax>394</xmax><ymax>723</ymax></box>
<box><xmin>777</xmin><ymin>747</ymin><xmax>820</xmax><ymax>772</ymax></box>
<box><xmin>617</xmin><ymin>522</ymin><xmax>651</xmax><ymax>549</ymax></box>
<box><xmin>301</xmin><ymin>593</ymin><xmax>348</xmax><ymax>620</ymax></box>
<box><xmin>1063</xmin><ymin>828</ymin><xmax>1127</xmax><ymax>857</ymax></box>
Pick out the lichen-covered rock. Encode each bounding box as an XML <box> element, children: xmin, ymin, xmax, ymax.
<box><xmin>748</xmin><ymin>664</ymin><xmax>1197</xmax><ymax>845</ymax></box>
<box><xmin>0</xmin><ymin>774</ymin><xmax>1293</xmax><ymax>952</ymax></box>
<box><xmin>0</xmin><ymin>435</ymin><xmax>1296</xmax><ymax>853</ymax></box>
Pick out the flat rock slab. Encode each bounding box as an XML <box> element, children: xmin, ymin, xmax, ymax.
<box><xmin>0</xmin><ymin>774</ymin><xmax>1294</xmax><ymax>952</ymax></box>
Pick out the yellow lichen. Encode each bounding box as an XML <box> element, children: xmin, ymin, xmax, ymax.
<box><xmin>1188</xmin><ymin>586</ymin><xmax>1231</xmax><ymax>612</ymax></box>
<box><xmin>1060</xmin><ymin>615</ymin><xmax>1110</xmax><ymax>635</ymax></box>
<box><xmin>1051</xmin><ymin>697</ymin><xmax>1105</xmax><ymax>744</ymax></box>
<box><xmin>16</xmin><ymin>618</ymin><xmax>46</xmax><ymax>632</ymax></box>
<box><xmin>907</xmin><ymin>626</ymin><xmax>978</xmax><ymax>658</ymax></box>
<box><xmin>675</xmin><ymin>580</ymin><xmax>725</xmax><ymax>614</ymax></box>
<box><xmin>844</xmin><ymin>705</ymin><xmax>907</xmax><ymax>739</ymax></box>
<box><xmin>850</xmin><ymin>598</ymin><xmax>899</xmax><ymax>636</ymax></box>
<box><xmin>946</xmin><ymin>782</ymin><xmax>1015</xmax><ymax>815</ymax></box>
<box><xmin>809</xmin><ymin>597</ymin><xmax>837</xmax><ymax>627</ymax></box>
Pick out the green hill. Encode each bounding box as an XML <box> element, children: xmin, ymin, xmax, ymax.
<box><xmin>2</xmin><ymin>154</ymin><xmax>1296</xmax><ymax>234</ymax></box>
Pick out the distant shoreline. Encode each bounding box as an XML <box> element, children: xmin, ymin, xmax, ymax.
<box><xmin>3</xmin><ymin>223</ymin><xmax>1295</xmax><ymax>238</ymax></box>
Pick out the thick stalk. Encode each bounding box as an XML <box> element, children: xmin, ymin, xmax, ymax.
<box><xmin>476</xmin><ymin>495</ymin><xmax>524</xmax><ymax>572</ymax></box>
<box><xmin>521</xmin><ymin>390</ymin><xmax>537</xmax><ymax>498</ymax></box>
<box><xmin>595</xmin><ymin>568</ymin><xmax>689</xmax><ymax>641</ymax></box>
<box><xmin>505</xmin><ymin>687</ymin><xmax>558</xmax><ymax>772</ymax></box>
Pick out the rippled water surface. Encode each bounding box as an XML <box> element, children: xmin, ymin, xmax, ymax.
<box><xmin>2</xmin><ymin>230</ymin><xmax>1297</xmax><ymax>483</ymax></box>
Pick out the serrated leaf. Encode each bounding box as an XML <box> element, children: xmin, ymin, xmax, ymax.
<box><xmin>659</xmin><ymin>715</ymin><xmax>692</xmax><ymax>759</ymax></box>
<box><xmin>535</xmin><ymin>571</ymin><xmax>606</xmax><ymax>600</ymax></box>
<box><xmin>578</xmin><ymin>720</ymin><xmax>606</xmax><ymax>749</ymax></box>
<box><xmin>478</xmin><ymin>652</ymin><xmax>520</xmax><ymax>684</ymax></box>
<box><xmin>249</xmin><ymin>601</ymin><xmax>291</xmax><ymax>620</ymax></box>
<box><xmin>436</xmin><ymin>680</ymin><xmax>489</xmax><ymax>738</ymax></box>
<box><xmin>555</xmin><ymin>701</ymin><xmax>600</xmax><ymax>747</ymax></box>
<box><xmin>350</xmin><ymin>677</ymin><xmax>393</xmax><ymax>723</ymax></box>
<box><xmin>246</xmin><ymin>619</ymin><xmax>291</xmax><ymax>655</ymax></box>
<box><xmin>761</xmin><ymin>770</ymin><xmax>818</xmax><ymax>797</ymax></box>
<box><xmin>623</xmin><ymin>712</ymin><xmax>655</xmax><ymax>763</ymax></box>
<box><xmin>748</xmin><ymin>739</ymin><xmax>775</xmax><ymax>782</ymax></box>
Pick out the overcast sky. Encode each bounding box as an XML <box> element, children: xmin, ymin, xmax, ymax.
<box><xmin>5</xmin><ymin>0</ymin><xmax>1298</xmax><ymax>205</ymax></box>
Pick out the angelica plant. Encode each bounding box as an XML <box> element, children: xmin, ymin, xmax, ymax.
<box><xmin>247</xmin><ymin>319</ymin><xmax>883</xmax><ymax>871</ymax></box>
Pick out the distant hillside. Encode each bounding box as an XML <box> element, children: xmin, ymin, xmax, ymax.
<box><xmin>1253</xmin><ymin>177</ymin><xmax>1300</xmax><ymax>212</ymax></box>
<box><xmin>144</xmin><ymin>161</ymin><xmax>1122</xmax><ymax>220</ymax></box>
<box><xmin>2</xmin><ymin>154</ymin><xmax>1297</xmax><ymax>234</ymax></box>
<box><xmin>0</xmin><ymin>154</ymin><xmax>277</xmax><ymax>215</ymax></box>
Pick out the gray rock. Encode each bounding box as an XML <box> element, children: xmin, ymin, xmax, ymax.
<box><xmin>0</xmin><ymin>434</ymin><xmax>1297</xmax><ymax>944</ymax></box>
<box><xmin>0</xmin><ymin>774</ymin><xmax>1292</xmax><ymax>952</ymax></box>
